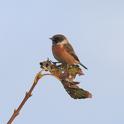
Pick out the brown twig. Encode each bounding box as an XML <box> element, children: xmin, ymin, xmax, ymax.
<box><xmin>7</xmin><ymin>60</ymin><xmax>92</xmax><ymax>124</ymax></box>
<box><xmin>7</xmin><ymin>71</ymin><xmax>46</xmax><ymax>124</ymax></box>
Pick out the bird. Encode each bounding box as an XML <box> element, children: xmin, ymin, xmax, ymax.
<box><xmin>50</xmin><ymin>34</ymin><xmax>88</xmax><ymax>70</ymax></box>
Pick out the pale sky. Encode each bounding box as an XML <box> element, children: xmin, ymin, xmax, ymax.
<box><xmin>0</xmin><ymin>0</ymin><xmax>124</xmax><ymax>124</ymax></box>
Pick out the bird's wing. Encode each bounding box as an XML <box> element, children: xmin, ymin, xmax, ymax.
<box><xmin>64</xmin><ymin>43</ymin><xmax>79</xmax><ymax>62</ymax></box>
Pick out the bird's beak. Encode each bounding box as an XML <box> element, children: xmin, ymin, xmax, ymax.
<box><xmin>49</xmin><ymin>37</ymin><xmax>53</xmax><ymax>40</ymax></box>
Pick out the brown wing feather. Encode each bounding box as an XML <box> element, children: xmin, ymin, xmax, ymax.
<box><xmin>64</xmin><ymin>43</ymin><xmax>80</xmax><ymax>62</ymax></box>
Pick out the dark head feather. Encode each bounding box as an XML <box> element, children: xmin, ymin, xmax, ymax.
<box><xmin>50</xmin><ymin>34</ymin><xmax>66</xmax><ymax>44</ymax></box>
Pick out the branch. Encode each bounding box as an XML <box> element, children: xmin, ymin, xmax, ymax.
<box><xmin>7</xmin><ymin>71</ymin><xmax>46</xmax><ymax>124</ymax></box>
<box><xmin>7</xmin><ymin>59</ymin><xmax>92</xmax><ymax>124</ymax></box>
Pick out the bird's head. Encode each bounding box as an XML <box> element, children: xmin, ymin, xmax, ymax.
<box><xmin>50</xmin><ymin>34</ymin><xmax>67</xmax><ymax>45</ymax></box>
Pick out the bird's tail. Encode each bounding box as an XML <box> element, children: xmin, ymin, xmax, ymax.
<box><xmin>79</xmin><ymin>63</ymin><xmax>88</xmax><ymax>70</ymax></box>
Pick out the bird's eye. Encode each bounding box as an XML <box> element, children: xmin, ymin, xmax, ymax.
<box><xmin>53</xmin><ymin>40</ymin><xmax>58</xmax><ymax>44</ymax></box>
<box><xmin>55</xmin><ymin>41</ymin><xmax>59</xmax><ymax>43</ymax></box>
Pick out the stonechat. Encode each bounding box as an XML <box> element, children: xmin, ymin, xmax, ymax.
<box><xmin>50</xmin><ymin>34</ymin><xmax>87</xmax><ymax>70</ymax></box>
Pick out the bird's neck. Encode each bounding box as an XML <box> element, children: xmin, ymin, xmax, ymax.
<box><xmin>57</xmin><ymin>39</ymin><xmax>68</xmax><ymax>45</ymax></box>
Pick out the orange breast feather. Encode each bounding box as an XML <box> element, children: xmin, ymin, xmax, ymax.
<box><xmin>52</xmin><ymin>45</ymin><xmax>78</xmax><ymax>65</ymax></box>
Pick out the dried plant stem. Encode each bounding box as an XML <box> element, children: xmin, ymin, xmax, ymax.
<box><xmin>7</xmin><ymin>60</ymin><xmax>92</xmax><ymax>124</ymax></box>
<box><xmin>7</xmin><ymin>71</ymin><xmax>46</xmax><ymax>124</ymax></box>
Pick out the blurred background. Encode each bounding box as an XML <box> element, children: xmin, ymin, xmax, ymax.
<box><xmin>0</xmin><ymin>0</ymin><xmax>124</xmax><ymax>123</ymax></box>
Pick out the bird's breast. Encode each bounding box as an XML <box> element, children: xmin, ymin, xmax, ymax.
<box><xmin>52</xmin><ymin>45</ymin><xmax>65</xmax><ymax>60</ymax></box>
<box><xmin>52</xmin><ymin>44</ymin><xmax>79</xmax><ymax>65</ymax></box>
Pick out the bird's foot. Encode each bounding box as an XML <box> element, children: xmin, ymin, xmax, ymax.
<box><xmin>52</xmin><ymin>61</ymin><xmax>61</xmax><ymax>65</ymax></box>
